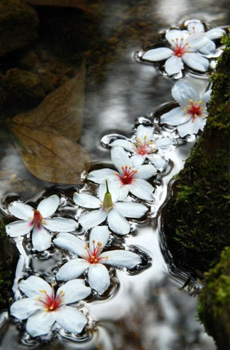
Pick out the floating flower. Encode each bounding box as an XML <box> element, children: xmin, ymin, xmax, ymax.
<box><xmin>54</xmin><ymin>226</ymin><xmax>142</xmax><ymax>295</ymax></box>
<box><xmin>10</xmin><ymin>276</ymin><xmax>91</xmax><ymax>337</ymax></box>
<box><xmin>141</xmin><ymin>29</ymin><xmax>211</xmax><ymax>76</ymax></box>
<box><xmin>6</xmin><ymin>195</ymin><xmax>77</xmax><ymax>252</ymax></box>
<box><xmin>110</xmin><ymin>125</ymin><xmax>173</xmax><ymax>169</ymax></box>
<box><xmin>186</xmin><ymin>20</ymin><xmax>225</xmax><ymax>55</ymax></box>
<box><xmin>87</xmin><ymin>147</ymin><xmax>156</xmax><ymax>201</ymax></box>
<box><xmin>73</xmin><ymin>180</ymin><xmax>148</xmax><ymax>234</ymax></box>
<box><xmin>160</xmin><ymin>81</ymin><xmax>211</xmax><ymax>137</ymax></box>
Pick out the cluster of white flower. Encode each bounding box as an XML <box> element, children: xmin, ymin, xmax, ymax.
<box><xmin>4</xmin><ymin>19</ymin><xmax>225</xmax><ymax>341</ymax></box>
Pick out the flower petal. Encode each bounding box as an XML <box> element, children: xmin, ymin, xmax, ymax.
<box><xmin>199</xmin><ymin>40</ymin><xmax>216</xmax><ymax>55</ymax></box>
<box><xmin>89</xmin><ymin>226</ymin><xmax>110</xmax><ymax>250</ymax></box>
<box><xmin>100</xmin><ymin>250</ymin><xmax>141</xmax><ymax>268</ymax></box>
<box><xmin>26</xmin><ymin>311</ymin><xmax>56</xmax><ymax>337</ymax></box>
<box><xmin>202</xmin><ymin>89</ymin><xmax>212</xmax><ymax>106</ymax></box>
<box><xmin>134</xmin><ymin>164</ymin><xmax>157</xmax><ymax>179</ymax></box>
<box><xmin>87</xmin><ymin>168</ymin><xmax>115</xmax><ymax>184</ymax></box>
<box><xmin>107</xmin><ymin>208</ymin><xmax>130</xmax><ymax>235</ymax></box>
<box><xmin>172</xmin><ymin>81</ymin><xmax>198</xmax><ymax>107</ymax></box>
<box><xmin>155</xmin><ymin>137</ymin><xmax>173</xmax><ymax>149</ymax></box>
<box><xmin>177</xmin><ymin>117</ymin><xmax>205</xmax><ymax>137</ymax></box>
<box><xmin>118</xmin><ymin>185</ymin><xmax>129</xmax><ymax>201</ymax></box>
<box><xmin>129</xmin><ymin>179</ymin><xmax>154</xmax><ymax>201</ymax></box>
<box><xmin>44</xmin><ymin>217</ymin><xmax>77</xmax><ymax>232</ymax></box>
<box><xmin>186</xmin><ymin>33</ymin><xmax>209</xmax><ymax>51</ymax></box>
<box><xmin>57</xmin><ymin>279</ymin><xmax>91</xmax><ymax>305</ymax></box>
<box><xmin>37</xmin><ymin>195</ymin><xmax>59</xmax><ymax>218</ymax></box>
<box><xmin>182</xmin><ymin>52</ymin><xmax>209</xmax><ymax>72</ymax></box>
<box><xmin>10</xmin><ymin>298</ymin><xmax>42</xmax><ymax>320</ymax></box>
<box><xmin>6</xmin><ymin>220</ymin><xmax>31</xmax><ymax>237</ymax></box>
<box><xmin>79</xmin><ymin>209</ymin><xmax>107</xmax><ymax>229</ymax></box>
<box><xmin>160</xmin><ymin>107</ymin><xmax>189</xmax><ymax>126</ymax></box>
<box><xmin>165</xmin><ymin>56</ymin><xmax>184</xmax><ymax>76</ymax></box>
<box><xmin>166</xmin><ymin>29</ymin><xmax>189</xmax><ymax>45</ymax></box>
<box><xmin>55</xmin><ymin>306</ymin><xmax>87</xmax><ymax>333</ymax></box>
<box><xmin>19</xmin><ymin>276</ymin><xmax>52</xmax><ymax>298</ymax></box>
<box><xmin>88</xmin><ymin>264</ymin><xmax>110</xmax><ymax>295</ymax></box>
<box><xmin>32</xmin><ymin>226</ymin><xmax>51</xmax><ymax>252</ymax></box>
<box><xmin>142</xmin><ymin>47</ymin><xmax>173</xmax><ymax>61</ymax></box>
<box><xmin>136</xmin><ymin>125</ymin><xmax>154</xmax><ymax>143</ymax></box>
<box><xmin>205</xmin><ymin>27</ymin><xmax>225</xmax><ymax>40</ymax></box>
<box><xmin>187</xmin><ymin>21</ymin><xmax>205</xmax><ymax>34</ymax></box>
<box><xmin>56</xmin><ymin>259</ymin><xmax>89</xmax><ymax>281</ymax></box>
<box><xmin>115</xmin><ymin>202</ymin><xmax>148</xmax><ymax>218</ymax></box>
<box><xmin>8</xmin><ymin>202</ymin><xmax>34</xmax><ymax>220</ymax></box>
<box><xmin>147</xmin><ymin>154</ymin><xmax>168</xmax><ymax>171</ymax></box>
<box><xmin>110</xmin><ymin>139</ymin><xmax>134</xmax><ymax>152</ymax></box>
<box><xmin>131</xmin><ymin>154</ymin><xmax>145</xmax><ymax>167</ymax></box>
<box><xmin>98</xmin><ymin>181</ymin><xmax>119</xmax><ymax>203</ymax></box>
<box><xmin>53</xmin><ymin>232</ymin><xmax>86</xmax><ymax>256</ymax></box>
<box><xmin>73</xmin><ymin>193</ymin><xmax>101</xmax><ymax>209</ymax></box>
<box><xmin>111</xmin><ymin>147</ymin><xmax>132</xmax><ymax>172</ymax></box>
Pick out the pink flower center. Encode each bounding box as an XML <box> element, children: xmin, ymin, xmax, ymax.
<box><xmin>135</xmin><ymin>137</ymin><xmax>149</xmax><ymax>155</ymax></box>
<box><xmin>171</xmin><ymin>38</ymin><xmax>189</xmax><ymax>57</ymax></box>
<box><xmin>185</xmin><ymin>99</ymin><xmax>204</xmax><ymax>120</ymax></box>
<box><xmin>117</xmin><ymin>166</ymin><xmax>138</xmax><ymax>185</ymax></box>
<box><xmin>85</xmin><ymin>241</ymin><xmax>103</xmax><ymax>264</ymax></box>
<box><xmin>29</xmin><ymin>209</ymin><xmax>44</xmax><ymax>230</ymax></box>
<box><xmin>38</xmin><ymin>289</ymin><xmax>64</xmax><ymax>312</ymax></box>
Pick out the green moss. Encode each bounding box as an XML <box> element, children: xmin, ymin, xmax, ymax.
<box><xmin>163</xmin><ymin>34</ymin><xmax>230</xmax><ymax>273</ymax></box>
<box><xmin>198</xmin><ymin>247</ymin><xmax>230</xmax><ymax>350</ymax></box>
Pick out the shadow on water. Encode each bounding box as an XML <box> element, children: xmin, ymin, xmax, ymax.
<box><xmin>0</xmin><ymin>0</ymin><xmax>230</xmax><ymax>349</ymax></box>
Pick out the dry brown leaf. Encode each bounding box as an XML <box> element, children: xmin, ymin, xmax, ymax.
<box><xmin>11</xmin><ymin>126</ymin><xmax>90</xmax><ymax>184</ymax></box>
<box><xmin>12</xmin><ymin>63</ymin><xmax>86</xmax><ymax>141</ymax></box>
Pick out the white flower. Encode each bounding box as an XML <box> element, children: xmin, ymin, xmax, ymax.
<box><xmin>73</xmin><ymin>181</ymin><xmax>148</xmax><ymax>235</ymax></box>
<box><xmin>110</xmin><ymin>125</ymin><xmax>173</xmax><ymax>169</ymax></box>
<box><xmin>160</xmin><ymin>81</ymin><xmax>211</xmax><ymax>137</ymax></box>
<box><xmin>186</xmin><ymin>20</ymin><xmax>225</xmax><ymax>55</ymax></box>
<box><xmin>142</xmin><ymin>29</ymin><xmax>211</xmax><ymax>76</ymax></box>
<box><xmin>10</xmin><ymin>276</ymin><xmax>91</xmax><ymax>337</ymax></box>
<box><xmin>6</xmin><ymin>195</ymin><xmax>77</xmax><ymax>252</ymax></box>
<box><xmin>54</xmin><ymin>226</ymin><xmax>142</xmax><ymax>295</ymax></box>
<box><xmin>87</xmin><ymin>147</ymin><xmax>156</xmax><ymax>201</ymax></box>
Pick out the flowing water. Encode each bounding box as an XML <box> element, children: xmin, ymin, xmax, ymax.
<box><xmin>0</xmin><ymin>0</ymin><xmax>230</xmax><ymax>349</ymax></box>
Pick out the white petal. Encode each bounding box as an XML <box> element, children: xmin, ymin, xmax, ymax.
<box><xmin>111</xmin><ymin>147</ymin><xmax>132</xmax><ymax>172</ymax></box>
<box><xmin>129</xmin><ymin>179</ymin><xmax>154</xmax><ymax>201</ymax></box>
<box><xmin>44</xmin><ymin>217</ymin><xmax>77</xmax><ymax>232</ymax></box>
<box><xmin>202</xmin><ymin>89</ymin><xmax>212</xmax><ymax>106</ymax></box>
<box><xmin>26</xmin><ymin>311</ymin><xmax>56</xmax><ymax>337</ymax></box>
<box><xmin>53</xmin><ymin>232</ymin><xmax>86</xmax><ymax>256</ymax></box>
<box><xmin>32</xmin><ymin>226</ymin><xmax>51</xmax><ymax>252</ymax></box>
<box><xmin>89</xmin><ymin>226</ymin><xmax>110</xmax><ymax>251</ymax></box>
<box><xmin>166</xmin><ymin>29</ymin><xmax>189</xmax><ymax>45</ymax></box>
<box><xmin>160</xmin><ymin>107</ymin><xmax>190</xmax><ymax>126</ymax></box>
<box><xmin>136</xmin><ymin>125</ymin><xmax>154</xmax><ymax>142</ymax></box>
<box><xmin>10</xmin><ymin>298</ymin><xmax>41</xmax><ymax>320</ymax></box>
<box><xmin>182</xmin><ymin>52</ymin><xmax>209</xmax><ymax>72</ymax></box>
<box><xmin>118</xmin><ymin>185</ymin><xmax>129</xmax><ymax>201</ymax></box>
<box><xmin>100</xmin><ymin>250</ymin><xmax>141</xmax><ymax>268</ymax></box>
<box><xmin>134</xmin><ymin>164</ymin><xmax>157</xmax><ymax>179</ymax></box>
<box><xmin>110</xmin><ymin>139</ymin><xmax>134</xmax><ymax>152</ymax></box>
<box><xmin>165</xmin><ymin>56</ymin><xmax>184</xmax><ymax>76</ymax></box>
<box><xmin>6</xmin><ymin>220</ymin><xmax>32</xmax><ymax>237</ymax></box>
<box><xmin>55</xmin><ymin>306</ymin><xmax>87</xmax><ymax>333</ymax></box>
<box><xmin>73</xmin><ymin>193</ymin><xmax>101</xmax><ymax>209</ymax></box>
<box><xmin>107</xmin><ymin>209</ymin><xmax>130</xmax><ymax>235</ymax></box>
<box><xmin>187</xmin><ymin>21</ymin><xmax>205</xmax><ymax>34</ymax></box>
<box><xmin>88</xmin><ymin>264</ymin><xmax>110</xmax><ymax>295</ymax></box>
<box><xmin>172</xmin><ymin>82</ymin><xmax>198</xmax><ymax>107</ymax></box>
<box><xmin>87</xmin><ymin>168</ymin><xmax>115</xmax><ymax>184</ymax></box>
<box><xmin>142</xmin><ymin>47</ymin><xmax>173</xmax><ymax>61</ymax></box>
<box><xmin>199</xmin><ymin>40</ymin><xmax>216</xmax><ymax>55</ymax></box>
<box><xmin>19</xmin><ymin>276</ymin><xmax>52</xmax><ymax>298</ymax></box>
<box><xmin>8</xmin><ymin>202</ymin><xmax>33</xmax><ymax>220</ymax></box>
<box><xmin>147</xmin><ymin>154</ymin><xmax>168</xmax><ymax>171</ymax></box>
<box><xmin>79</xmin><ymin>209</ymin><xmax>107</xmax><ymax>229</ymax></box>
<box><xmin>205</xmin><ymin>27</ymin><xmax>225</xmax><ymax>40</ymax></box>
<box><xmin>177</xmin><ymin>118</ymin><xmax>202</xmax><ymax>137</ymax></box>
<box><xmin>57</xmin><ymin>279</ymin><xmax>91</xmax><ymax>305</ymax></box>
<box><xmin>56</xmin><ymin>259</ymin><xmax>89</xmax><ymax>281</ymax></box>
<box><xmin>115</xmin><ymin>202</ymin><xmax>148</xmax><ymax>218</ymax></box>
<box><xmin>98</xmin><ymin>181</ymin><xmax>119</xmax><ymax>203</ymax></box>
<box><xmin>186</xmin><ymin>33</ymin><xmax>209</xmax><ymax>51</ymax></box>
<box><xmin>131</xmin><ymin>154</ymin><xmax>145</xmax><ymax>167</ymax></box>
<box><xmin>155</xmin><ymin>137</ymin><xmax>173</xmax><ymax>149</ymax></box>
<box><xmin>37</xmin><ymin>195</ymin><xmax>59</xmax><ymax>218</ymax></box>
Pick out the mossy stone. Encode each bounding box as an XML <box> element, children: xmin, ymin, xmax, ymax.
<box><xmin>0</xmin><ymin>0</ymin><xmax>39</xmax><ymax>57</ymax></box>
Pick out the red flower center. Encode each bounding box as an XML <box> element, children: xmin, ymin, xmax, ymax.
<box><xmin>186</xmin><ymin>99</ymin><xmax>204</xmax><ymax>120</ymax></box>
<box><xmin>29</xmin><ymin>210</ymin><xmax>44</xmax><ymax>230</ymax></box>
<box><xmin>38</xmin><ymin>289</ymin><xmax>64</xmax><ymax>312</ymax></box>
<box><xmin>85</xmin><ymin>241</ymin><xmax>104</xmax><ymax>264</ymax></box>
<box><xmin>171</xmin><ymin>38</ymin><xmax>189</xmax><ymax>57</ymax></box>
<box><xmin>117</xmin><ymin>166</ymin><xmax>138</xmax><ymax>185</ymax></box>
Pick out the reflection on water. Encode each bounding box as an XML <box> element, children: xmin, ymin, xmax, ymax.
<box><xmin>0</xmin><ymin>0</ymin><xmax>230</xmax><ymax>349</ymax></box>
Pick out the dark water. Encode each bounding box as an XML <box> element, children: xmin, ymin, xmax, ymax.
<box><xmin>0</xmin><ymin>0</ymin><xmax>230</xmax><ymax>349</ymax></box>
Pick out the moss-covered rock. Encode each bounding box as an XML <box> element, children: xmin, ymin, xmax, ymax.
<box><xmin>0</xmin><ymin>0</ymin><xmax>39</xmax><ymax>57</ymax></box>
<box><xmin>198</xmin><ymin>247</ymin><xmax>230</xmax><ymax>350</ymax></box>
<box><xmin>163</xmin><ymin>35</ymin><xmax>230</xmax><ymax>273</ymax></box>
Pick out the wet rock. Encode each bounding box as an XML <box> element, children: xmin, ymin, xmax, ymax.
<box><xmin>0</xmin><ymin>0</ymin><xmax>39</xmax><ymax>57</ymax></box>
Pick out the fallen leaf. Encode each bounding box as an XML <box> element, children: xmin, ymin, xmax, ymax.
<box><xmin>12</xmin><ymin>63</ymin><xmax>86</xmax><ymax>141</ymax></box>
